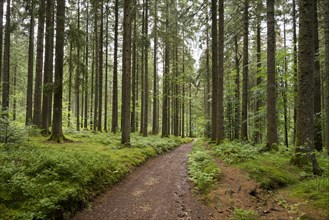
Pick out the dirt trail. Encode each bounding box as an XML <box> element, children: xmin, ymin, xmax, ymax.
<box><xmin>73</xmin><ymin>143</ymin><xmax>217</xmax><ymax>220</ymax></box>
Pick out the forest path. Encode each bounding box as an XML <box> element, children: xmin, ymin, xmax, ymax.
<box><xmin>72</xmin><ymin>142</ymin><xmax>217</xmax><ymax>220</ymax></box>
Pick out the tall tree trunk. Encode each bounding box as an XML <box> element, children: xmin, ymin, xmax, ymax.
<box><xmin>51</xmin><ymin>0</ymin><xmax>65</xmax><ymax>142</ymax></box>
<box><xmin>282</xmin><ymin>6</ymin><xmax>289</xmax><ymax>147</ymax></box>
<box><xmin>205</xmin><ymin>12</ymin><xmax>211</xmax><ymax>138</ymax></box>
<box><xmin>112</xmin><ymin>0</ymin><xmax>119</xmax><ymax>133</ymax></box>
<box><xmin>75</xmin><ymin>0</ymin><xmax>81</xmax><ymax>131</ymax></box>
<box><xmin>41</xmin><ymin>0</ymin><xmax>54</xmax><ymax>134</ymax></box>
<box><xmin>26</xmin><ymin>0</ymin><xmax>35</xmax><ymax>125</ymax></box>
<box><xmin>68</xmin><ymin>43</ymin><xmax>73</xmax><ymax>128</ymax></box>
<box><xmin>234</xmin><ymin>35</ymin><xmax>241</xmax><ymax>140</ymax></box>
<box><xmin>152</xmin><ymin>0</ymin><xmax>159</xmax><ymax>134</ymax></box>
<box><xmin>131</xmin><ymin>0</ymin><xmax>137</xmax><ymax>132</ymax></box>
<box><xmin>13</xmin><ymin>64</ymin><xmax>17</xmax><ymax>121</ymax></box>
<box><xmin>142</xmin><ymin>0</ymin><xmax>149</xmax><ymax>136</ymax></box>
<box><xmin>293</xmin><ymin>0</ymin><xmax>298</xmax><ymax>143</ymax></box>
<box><xmin>217</xmin><ymin>0</ymin><xmax>224</xmax><ymax>142</ymax></box>
<box><xmin>254</xmin><ymin>1</ymin><xmax>262</xmax><ymax>143</ymax></box>
<box><xmin>97</xmin><ymin>2</ymin><xmax>104</xmax><ymax>131</ymax></box>
<box><xmin>211</xmin><ymin>0</ymin><xmax>218</xmax><ymax>141</ymax></box>
<box><xmin>241</xmin><ymin>0</ymin><xmax>249</xmax><ymax>141</ymax></box>
<box><xmin>33</xmin><ymin>0</ymin><xmax>46</xmax><ymax>126</ymax></box>
<box><xmin>313</xmin><ymin>0</ymin><xmax>322</xmax><ymax>151</ymax></box>
<box><xmin>293</xmin><ymin>0</ymin><xmax>321</xmax><ymax>175</ymax></box>
<box><xmin>1</xmin><ymin>0</ymin><xmax>10</xmax><ymax>116</ymax></box>
<box><xmin>324</xmin><ymin>0</ymin><xmax>329</xmax><ymax>154</ymax></box>
<box><xmin>84</xmin><ymin>0</ymin><xmax>89</xmax><ymax>129</ymax></box>
<box><xmin>121</xmin><ymin>0</ymin><xmax>132</xmax><ymax>144</ymax></box>
<box><xmin>90</xmin><ymin>34</ymin><xmax>95</xmax><ymax>130</ymax></box>
<box><xmin>0</xmin><ymin>0</ymin><xmax>4</xmax><ymax>86</ymax></box>
<box><xmin>140</xmin><ymin>0</ymin><xmax>145</xmax><ymax>134</ymax></box>
<box><xmin>182</xmin><ymin>42</ymin><xmax>185</xmax><ymax>138</ymax></box>
<box><xmin>93</xmin><ymin>4</ymin><xmax>99</xmax><ymax>131</ymax></box>
<box><xmin>162</xmin><ymin>0</ymin><xmax>170</xmax><ymax>137</ymax></box>
<box><xmin>104</xmin><ymin>3</ymin><xmax>109</xmax><ymax>132</ymax></box>
<box><xmin>266</xmin><ymin>0</ymin><xmax>278</xmax><ymax>150</ymax></box>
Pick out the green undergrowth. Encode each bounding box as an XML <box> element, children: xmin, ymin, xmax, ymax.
<box><xmin>229</xmin><ymin>208</ymin><xmax>259</xmax><ymax>220</ymax></box>
<box><xmin>188</xmin><ymin>139</ymin><xmax>221</xmax><ymax>195</ymax></box>
<box><xmin>213</xmin><ymin>140</ymin><xmax>329</xmax><ymax>217</ymax></box>
<box><xmin>0</xmin><ymin>131</ymin><xmax>191</xmax><ymax>220</ymax></box>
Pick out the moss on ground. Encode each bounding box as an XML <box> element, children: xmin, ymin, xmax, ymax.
<box><xmin>0</xmin><ymin>131</ymin><xmax>191</xmax><ymax>220</ymax></box>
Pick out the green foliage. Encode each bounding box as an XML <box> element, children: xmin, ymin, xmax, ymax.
<box><xmin>188</xmin><ymin>140</ymin><xmax>220</xmax><ymax>194</ymax></box>
<box><xmin>289</xmin><ymin>177</ymin><xmax>329</xmax><ymax>215</ymax></box>
<box><xmin>0</xmin><ymin>119</ymin><xmax>27</xmax><ymax>146</ymax></box>
<box><xmin>0</xmin><ymin>132</ymin><xmax>188</xmax><ymax>219</ymax></box>
<box><xmin>229</xmin><ymin>208</ymin><xmax>258</xmax><ymax>220</ymax></box>
<box><xmin>214</xmin><ymin>141</ymin><xmax>260</xmax><ymax>164</ymax></box>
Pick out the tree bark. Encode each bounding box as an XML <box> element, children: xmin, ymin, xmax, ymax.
<box><xmin>0</xmin><ymin>0</ymin><xmax>4</xmax><ymax>85</ymax></box>
<box><xmin>76</xmin><ymin>0</ymin><xmax>81</xmax><ymax>131</ymax></box>
<box><xmin>234</xmin><ymin>35</ymin><xmax>241</xmax><ymax>140</ymax></box>
<box><xmin>217</xmin><ymin>0</ymin><xmax>224</xmax><ymax>142</ymax></box>
<box><xmin>121</xmin><ymin>0</ymin><xmax>132</xmax><ymax>145</ymax></box>
<box><xmin>324</xmin><ymin>0</ymin><xmax>329</xmax><ymax>154</ymax></box>
<box><xmin>241</xmin><ymin>0</ymin><xmax>249</xmax><ymax>141</ymax></box>
<box><xmin>1</xmin><ymin>0</ymin><xmax>10</xmax><ymax>116</ymax></box>
<box><xmin>211</xmin><ymin>0</ymin><xmax>218</xmax><ymax>141</ymax></box>
<box><xmin>84</xmin><ymin>0</ymin><xmax>89</xmax><ymax>129</ymax></box>
<box><xmin>152</xmin><ymin>0</ymin><xmax>159</xmax><ymax>134</ymax></box>
<box><xmin>50</xmin><ymin>0</ymin><xmax>65</xmax><ymax>142</ymax></box>
<box><xmin>112</xmin><ymin>0</ymin><xmax>119</xmax><ymax>133</ymax></box>
<box><xmin>33</xmin><ymin>0</ymin><xmax>46</xmax><ymax>126</ymax></box>
<box><xmin>104</xmin><ymin>2</ymin><xmax>109</xmax><ymax>132</ymax></box>
<box><xmin>293</xmin><ymin>0</ymin><xmax>321</xmax><ymax>175</ymax></box>
<box><xmin>142</xmin><ymin>0</ymin><xmax>149</xmax><ymax>136</ymax></box>
<box><xmin>266</xmin><ymin>0</ymin><xmax>278</xmax><ymax>150</ymax></box>
<box><xmin>26</xmin><ymin>0</ymin><xmax>35</xmax><ymax>125</ymax></box>
<box><xmin>97</xmin><ymin>2</ymin><xmax>104</xmax><ymax>131</ymax></box>
<box><xmin>293</xmin><ymin>0</ymin><xmax>298</xmax><ymax>143</ymax></box>
<box><xmin>131</xmin><ymin>0</ymin><xmax>137</xmax><ymax>132</ymax></box>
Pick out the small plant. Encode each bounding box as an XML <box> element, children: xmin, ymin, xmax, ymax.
<box><xmin>0</xmin><ymin>118</ymin><xmax>27</xmax><ymax>145</ymax></box>
<box><xmin>229</xmin><ymin>208</ymin><xmax>258</xmax><ymax>220</ymax></box>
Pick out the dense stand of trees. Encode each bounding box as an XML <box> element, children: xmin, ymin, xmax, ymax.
<box><xmin>0</xmin><ymin>0</ymin><xmax>328</xmax><ymax>172</ymax></box>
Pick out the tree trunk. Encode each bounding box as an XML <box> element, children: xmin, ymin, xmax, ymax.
<box><xmin>131</xmin><ymin>0</ymin><xmax>137</xmax><ymax>132</ymax></box>
<box><xmin>68</xmin><ymin>43</ymin><xmax>73</xmax><ymax>128</ymax></box>
<box><xmin>282</xmin><ymin>6</ymin><xmax>289</xmax><ymax>147</ymax></box>
<box><xmin>104</xmin><ymin>3</ymin><xmax>109</xmax><ymax>132</ymax></box>
<box><xmin>217</xmin><ymin>0</ymin><xmax>224</xmax><ymax>142</ymax></box>
<box><xmin>97</xmin><ymin>2</ymin><xmax>104</xmax><ymax>131</ymax></box>
<box><xmin>0</xmin><ymin>0</ymin><xmax>4</xmax><ymax>86</ymax></box>
<box><xmin>84</xmin><ymin>0</ymin><xmax>89</xmax><ymax>129</ymax></box>
<box><xmin>324</xmin><ymin>0</ymin><xmax>329</xmax><ymax>154</ymax></box>
<box><xmin>234</xmin><ymin>35</ymin><xmax>241</xmax><ymax>140</ymax></box>
<box><xmin>211</xmin><ymin>0</ymin><xmax>218</xmax><ymax>141</ymax></box>
<box><xmin>33</xmin><ymin>0</ymin><xmax>45</xmax><ymax>126</ymax></box>
<box><xmin>152</xmin><ymin>0</ymin><xmax>159</xmax><ymax>134</ymax></box>
<box><xmin>313</xmin><ymin>0</ymin><xmax>322</xmax><ymax>151</ymax></box>
<box><xmin>293</xmin><ymin>0</ymin><xmax>298</xmax><ymax>143</ymax></box>
<box><xmin>266</xmin><ymin>0</ymin><xmax>278</xmax><ymax>150</ymax></box>
<box><xmin>75</xmin><ymin>0</ymin><xmax>81</xmax><ymax>131</ymax></box>
<box><xmin>112</xmin><ymin>0</ymin><xmax>119</xmax><ymax>133</ymax></box>
<box><xmin>50</xmin><ymin>0</ymin><xmax>65</xmax><ymax>142</ymax></box>
<box><xmin>293</xmin><ymin>0</ymin><xmax>321</xmax><ymax>175</ymax></box>
<box><xmin>162</xmin><ymin>0</ymin><xmax>170</xmax><ymax>137</ymax></box>
<box><xmin>241</xmin><ymin>0</ymin><xmax>249</xmax><ymax>141</ymax></box>
<box><xmin>13</xmin><ymin>64</ymin><xmax>17</xmax><ymax>120</ymax></box>
<box><xmin>1</xmin><ymin>0</ymin><xmax>10</xmax><ymax>116</ymax></box>
<box><xmin>93</xmin><ymin>4</ymin><xmax>99</xmax><ymax>131</ymax></box>
<box><xmin>26</xmin><ymin>0</ymin><xmax>35</xmax><ymax>125</ymax></box>
<box><xmin>121</xmin><ymin>0</ymin><xmax>132</xmax><ymax>145</ymax></box>
<box><xmin>142</xmin><ymin>0</ymin><xmax>149</xmax><ymax>136</ymax></box>
<box><xmin>41</xmin><ymin>0</ymin><xmax>54</xmax><ymax>134</ymax></box>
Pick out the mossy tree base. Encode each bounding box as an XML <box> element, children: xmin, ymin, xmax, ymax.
<box><xmin>291</xmin><ymin>153</ymin><xmax>322</xmax><ymax>176</ymax></box>
<box><xmin>47</xmin><ymin>135</ymin><xmax>72</xmax><ymax>143</ymax></box>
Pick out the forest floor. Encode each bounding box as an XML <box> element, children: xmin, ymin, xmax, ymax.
<box><xmin>72</xmin><ymin>141</ymin><xmax>310</xmax><ymax>220</ymax></box>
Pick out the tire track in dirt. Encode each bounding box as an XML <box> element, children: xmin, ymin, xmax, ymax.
<box><xmin>72</xmin><ymin>143</ymin><xmax>216</xmax><ymax>220</ymax></box>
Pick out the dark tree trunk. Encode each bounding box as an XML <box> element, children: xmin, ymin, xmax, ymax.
<box><xmin>76</xmin><ymin>0</ymin><xmax>81</xmax><ymax>131</ymax></box>
<box><xmin>131</xmin><ymin>0</ymin><xmax>137</xmax><ymax>132</ymax></box>
<box><xmin>313</xmin><ymin>0</ymin><xmax>322</xmax><ymax>151</ymax></box>
<box><xmin>254</xmin><ymin>1</ymin><xmax>262</xmax><ymax>143</ymax></box>
<box><xmin>104</xmin><ymin>3</ymin><xmax>109</xmax><ymax>132</ymax></box>
<box><xmin>0</xmin><ymin>0</ymin><xmax>4</xmax><ymax>85</ymax></box>
<box><xmin>293</xmin><ymin>0</ymin><xmax>321</xmax><ymax>175</ymax></box>
<box><xmin>68</xmin><ymin>43</ymin><xmax>73</xmax><ymax>128</ymax></box>
<box><xmin>90</xmin><ymin>35</ymin><xmax>95</xmax><ymax>130</ymax></box>
<box><xmin>93</xmin><ymin>4</ymin><xmax>99</xmax><ymax>131</ymax></box>
<box><xmin>41</xmin><ymin>0</ymin><xmax>54</xmax><ymax>134</ymax></box>
<box><xmin>324</xmin><ymin>0</ymin><xmax>329</xmax><ymax>154</ymax></box>
<box><xmin>84</xmin><ymin>0</ymin><xmax>89</xmax><ymax>129</ymax></box>
<box><xmin>293</xmin><ymin>0</ymin><xmax>298</xmax><ymax>143</ymax></box>
<box><xmin>241</xmin><ymin>0</ymin><xmax>249</xmax><ymax>141</ymax></box>
<box><xmin>50</xmin><ymin>0</ymin><xmax>65</xmax><ymax>142</ymax></box>
<box><xmin>162</xmin><ymin>0</ymin><xmax>170</xmax><ymax>137</ymax></box>
<box><xmin>205</xmin><ymin>13</ymin><xmax>211</xmax><ymax>138</ymax></box>
<box><xmin>112</xmin><ymin>0</ymin><xmax>119</xmax><ymax>133</ymax></box>
<box><xmin>142</xmin><ymin>0</ymin><xmax>149</xmax><ymax>136</ymax></box>
<box><xmin>97</xmin><ymin>2</ymin><xmax>104</xmax><ymax>131</ymax></box>
<box><xmin>26</xmin><ymin>0</ymin><xmax>35</xmax><ymax>125</ymax></box>
<box><xmin>33</xmin><ymin>0</ymin><xmax>46</xmax><ymax>126</ymax></box>
<box><xmin>1</xmin><ymin>0</ymin><xmax>10</xmax><ymax>116</ymax></box>
<box><xmin>152</xmin><ymin>0</ymin><xmax>159</xmax><ymax>134</ymax></box>
<box><xmin>234</xmin><ymin>35</ymin><xmax>241</xmax><ymax>140</ymax></box>
<box><xmin>282</xmin><ymin>7</ymin><xmax>289</xmax><ymax>147</ymax></box>
<box><xmin>217</xmin><ymin>0</ymin><xmax>224</xmax><ymax>142</ymax></box>
<box><xmin>211</xmin><ymin>0</ymin><xmax>218</xmax><ymax>141</ymax></box>
<box><xmin>121</xmin><ymin>0</ymin><xmax>132</xmax><ymax>145</ymax></box>
<box><xmin>13</xmin><ymin>64</ymin><xmax>17</xmax><ymax>121</ymax></box>
<box><xmin>266</xmin><ymin>0</ymin><xmax>278</xmax><ymax>150</ymax></box>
